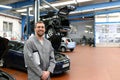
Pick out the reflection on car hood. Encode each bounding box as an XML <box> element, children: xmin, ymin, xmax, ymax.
<box><xmin>54</xmin><ymin>52</ymin><xmax>68</xmax><ymax>61</ymax></box>
<box><xmin>0</xmin><ymin>70</ymin><xmax>15</xmax><ymax>80</ymax></box>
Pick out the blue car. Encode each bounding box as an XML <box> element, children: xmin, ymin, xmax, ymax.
<box><xmin>3</xmin><ymin>40</ymin><xmax>70</xmax><ymax>75</ymax></box>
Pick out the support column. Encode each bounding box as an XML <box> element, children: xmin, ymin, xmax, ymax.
<box><xmin>34</xmin><ymin>0</ymin><xmax>40</xmax><ymax>24</ymax></box>
<box><xmin>26</xmin><ymin>7</ymin><xmax>30</xmax><ymax>39</ymax></box>
<box><xmin>21</xmin><ymin>16</ymin><xmax>26</xmax><ymax>40</ymax></box>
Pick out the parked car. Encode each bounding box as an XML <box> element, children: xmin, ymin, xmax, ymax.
<box><xmin>59</xmin><ymin>37</ymin><xmax>76</xmax><ymax>52</ymax></box>
<box><xmin>2</xmin><ymin>40</ymin><xmax>70</xmax><ymax>75</ymax></box>
<box><xmin>0</xmin><ymin>70</ymin><xmax>15</xmax><ymax>80</ymax></box>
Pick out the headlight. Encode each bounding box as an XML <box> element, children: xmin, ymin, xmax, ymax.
<box><xmin>66</xmin><ymin>55</ymin><xmax>70</xmax><ymax>59</ymax></box>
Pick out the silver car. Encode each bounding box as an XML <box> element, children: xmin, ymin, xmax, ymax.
<box><xmin>59</xmin><ymin>37</ymin><xmax>76</xmax><ymax>52</ymax></box>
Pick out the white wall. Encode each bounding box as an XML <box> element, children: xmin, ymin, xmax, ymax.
<box><xmin>0</xmin><ymin>14</ymin><xmax>21</xmax><ymax>40</ymax></box>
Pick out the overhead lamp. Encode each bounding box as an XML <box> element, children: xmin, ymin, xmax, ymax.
<box><xmin>16</xmin><ymin>7</ymin><xmax>33</xmax><ymax>12</ymax></box>
<box><xmin>21</xmin><ymin>13</ymin><xmax>34</xmax><ymax>16</ymax></box>
<box><xmin>0</xmin><ymin>5</ymin><xmax>12</xmax><ymax>9</ymax></box>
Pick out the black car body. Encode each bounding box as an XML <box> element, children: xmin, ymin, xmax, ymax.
<box><xmin>0</xmin><ymin>70</ymin><xmax>15</xmax><ymax>80</ymax></box>
<box><xmin>3</xmin><ymin>40</ymin><xmax>70</xmax><ymax>74</ymax></box>
<box><xmin>24</xmin><ymin>5</ymin><xmax>75</xmax><ymax>38</ymax></box>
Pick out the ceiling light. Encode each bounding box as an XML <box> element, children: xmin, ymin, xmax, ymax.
<box><xmin>16</xmin><ymin>7</ymin><xmax>33</xmax><ymax>12</ymax></box>
<box><xmin>86</xmin><ymin>25</ymin><xmax>92</xmax><ymax>28</ymax></box>
<box><xmin>21</xmin><ymin>13</ymin><xmax>34</xmax><ymax>16</ymax></box>
<box><xmin>16</xmin><ymin>9</ymin><xmax>27</xmax><ymax>12</ymax></box>
<box><xmin>0</xmin><ymin>5</ymin><xmax>12</xmax><ymax>9</ymax></box>
<box><xmin>75</xmin><ymin>0</ymin><xmax>92</xmax><ymax>3</ymax></box>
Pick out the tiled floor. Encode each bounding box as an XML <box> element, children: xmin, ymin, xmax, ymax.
<box><xmin>1</xmin><ymin>45</ymin><xmax>120</xmax><ymax>80</ymax></box>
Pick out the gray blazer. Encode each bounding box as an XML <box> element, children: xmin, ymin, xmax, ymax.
<box><xmin>24</xmin><ymin>36</ymin><xmax>55</xmax><ymax>80</ymax></box>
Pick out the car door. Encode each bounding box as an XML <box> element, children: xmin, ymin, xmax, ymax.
<box><xmin>12</xmin><ymin>42</ymin><xmax>26</xmax><ymax>70</ymax></box>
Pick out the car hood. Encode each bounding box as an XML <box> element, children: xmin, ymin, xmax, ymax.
<box><xmin>54</xmin><ymin>51</ymin><xmax>69</xmax><ymax>62</ymax></box>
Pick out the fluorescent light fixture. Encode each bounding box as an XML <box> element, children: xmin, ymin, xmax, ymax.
<box><xmin>0</xmin><ymin>5</ymin><xmax>12</xmax><ymax>9</ymax></box>
<box><xmin>86</xmin><ymin>25</ymin><xmax>92</xmax><ymax>28</ymax></box>
<box><xmin>75</xmin><ymin>0</ymin><xmax>92</xmax><ymax>3</ymax></box>
<box><xmin>16</xmin><ymin>9</ymin><xmax>27</xmax><ymax>12</ymax></box>
<box><xmin>21</xmin><ymin>13</ymin><xmax>34</xmax><ymax>16</ymax></box>
<box><xmin>16</xmin><ymin>7</ymin><xmax>33</xmax><ymax>12</ymax></box>
<box><xmin>84</xmin><ymin>30</ymin><xmax>88</xmax><ymax>33</ymax></box>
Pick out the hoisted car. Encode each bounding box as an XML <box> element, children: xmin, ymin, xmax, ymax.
<box><xmin>24</xmin><ymin>5</ymin><xmax>76</xmax><ymax>39</ymax></box>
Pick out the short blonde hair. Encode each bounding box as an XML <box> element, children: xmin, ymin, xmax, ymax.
<box><xmin>35</xmin><ymin>21</ymin><xmax>45</xmax><ymax>27</ymax></box>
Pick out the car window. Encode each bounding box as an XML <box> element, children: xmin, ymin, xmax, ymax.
<box><xmin>61</xmin><ymin>40</ymin><xmax>64</xmax><ymax>42</ymax></box>
<box><xmin>17</xmin><ymin>45</ymin><xmax>24</xmax><ymax>52</ymax></box>
<box><xmin>16</xmin><ymin>43</ymin><xmax>22</xmax><ymax>48</ymax></box>
<box><xmin>67</xmin><ymin>39</ymin><xmax>70</xmax><ymax>42</ymax></box>
<box><xmin>8</xmin><ymin>42</ymin><xmax>15</xmax><ymax>50</ymax></box>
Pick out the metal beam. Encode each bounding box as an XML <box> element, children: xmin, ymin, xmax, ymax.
<box><xmin>42</xmin><ymin>0</ymin><xmax>58</xmax><ymax>11</ymax></box>
<box><xmin>7</xmin><ymin>0</ymin><xmax>55</xmax><ymax>9</ymax></box>
<box><xmin>34</xmin><ymin>0</ymin><xmax>40</xmax><ymax>24</ymax></box>
<box><xmin>8</xmin><ymin>0</ymin><xmax>35</xmax><ymax>9</ymax></box>
<box><xmin>74</xmin><ymin>1</ymin><xmax>120</xmax><ymax>13</ymax></box>
<box><xmin>69</xmin><ymin>7</ymin><xmax>120</xmax><ymax>19</ymax></box>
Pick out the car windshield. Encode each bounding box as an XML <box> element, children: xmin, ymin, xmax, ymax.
<box><xmin>8</xmin><ymin>41</ymin><xmax>24</xmax><ymax>52</ymax></box>
<box><xmin>66</xmin><ymin>39</ymin><xmax>71</xmax><ymax>42</ymax></box>
<box><xmin>16</xmin><ymin>45</ymin><xmax>24</xmax><ymax>52</ymax></box>
<box><xmin>8</xmin><ymin>42</ymin><xmax>15</xmax><ymax>50</ymax></box>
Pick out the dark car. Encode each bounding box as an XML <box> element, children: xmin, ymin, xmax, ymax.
<box><xmin>3</xmin><ymin>40</ymin><xmax>70</xmax><ymax>75</ymax></box>
<box><xmin>0</xmin><ymin>70</ymin><xmax>15</xmax><ymax>80</ymax></box>
<box><xmin>24</xmin><ymin>5</ymin><xmax>75</xmax><ymax>39</ymax></box>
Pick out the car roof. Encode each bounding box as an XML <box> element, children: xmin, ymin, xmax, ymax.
<box><xmin>9</xmin><ymin>40</ymin><xmax>25</xmax><ymax>44</ymax></box>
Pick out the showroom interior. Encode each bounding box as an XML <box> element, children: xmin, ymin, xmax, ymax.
<box><xmin>0</xmin><ymin>0</ymin><xmax>120</xmax><ymax>80</ymax></box>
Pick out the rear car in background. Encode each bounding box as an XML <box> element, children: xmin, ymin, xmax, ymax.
<box><xmin>2</xmin><ymin>40</ymin><xmax>70</xmax><ymax>75</ymax></box>
<box><xmin>59</xmin><ymin>37</ymin><xmax>76</xmax><ymax>52</ymax></box>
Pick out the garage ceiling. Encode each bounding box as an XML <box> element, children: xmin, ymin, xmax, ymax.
<box><xmin>0</xmin><ymin>0</ymin><xmax>117</xmax><ymax>7</ymax></box>
<box><xmin>0</xmin><ymin>0</ymin><xmax>25</xmax><ymax>5</ymax></box>
<box><xmin>0</xmin><ymin>0</ymin><xmax>112</xmax><ymax>6</ymax></box>
<box><xmin>0</xmin><ymin>0</ymin><xmax>120</xmax><ymax>21</ymax></box>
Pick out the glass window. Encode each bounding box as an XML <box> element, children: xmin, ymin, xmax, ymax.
<box><xmin>117</xmin><ymin>28</ymin><xmax>120</xmax><ymax>33</ymax></box>
<box><xmin>3</xmin><ymin>21</ymin><xmax>13</xmax><ymax>32</ymax></box>
<box><xmin>17</xmin><ymin>45</ymin><xmax>24</xmax><ymax>52</ymax></box>
<box><xmin>8</xmin><ymin>42</ymin><xmax>15</xmax><ymax>50</ymax></box>
<box><xmin>3</xmin><ymin>22</ymin><xmax>8</xmax><ymax>31</ymax></box>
